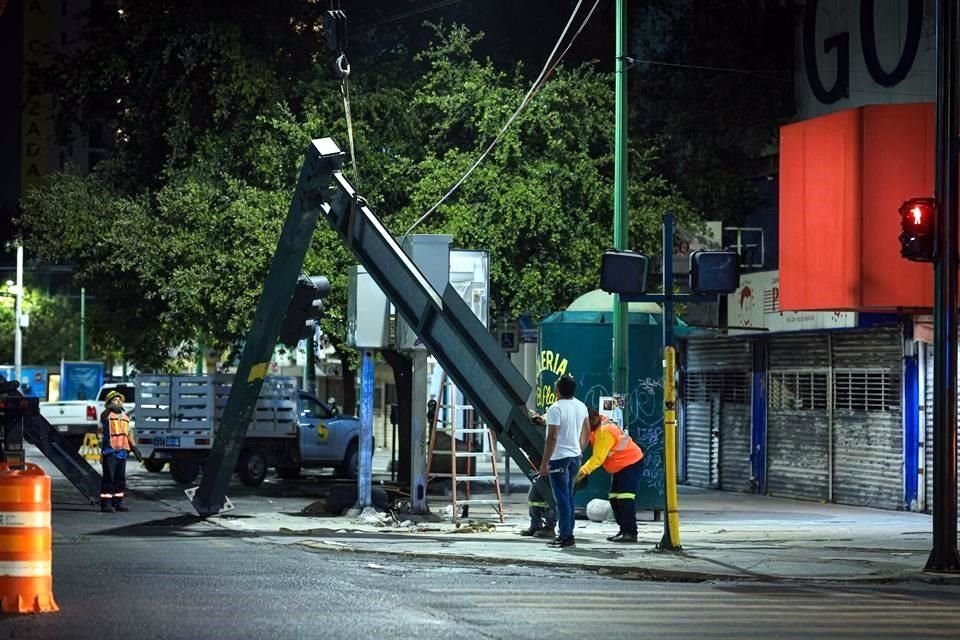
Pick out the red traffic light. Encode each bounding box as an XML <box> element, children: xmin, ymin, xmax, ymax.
<box><xmin>898</xmin><ymin>197</ymin><xmax>936</xmax><ymax>262</ymax></box>
<box><xmin>900</xmin><ymin>198</ymin><xmax>935</xmax><ymax>230</ymax></box>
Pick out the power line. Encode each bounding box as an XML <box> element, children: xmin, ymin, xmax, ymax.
<box><xmin>624</xmin><ymin>56</ymin><xmax>785</xmax><ymax>80</ymax></box>
<box><xmin>402</xmin><ymin>0</ymin><xmax>601</xmax><ymax>239</ymax></box>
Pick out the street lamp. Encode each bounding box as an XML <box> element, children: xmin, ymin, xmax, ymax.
<box><xmin>11</xmin><ymin>245</ymin><xmax>23</xmax><ymax>385</ymax></box>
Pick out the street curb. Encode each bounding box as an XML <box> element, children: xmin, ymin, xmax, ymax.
<box><xmin>214</xmin><ymin>523</ymin><xmax>944</xmax><ymax>585</ymax></box>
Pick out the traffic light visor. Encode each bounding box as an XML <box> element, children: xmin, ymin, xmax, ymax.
<box><xmin>600</xmin><ymin>250</ymin><xmax>649</xmax><ymax>296</ymax></box>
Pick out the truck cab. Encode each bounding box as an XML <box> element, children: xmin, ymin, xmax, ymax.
<box><xmin>292</xmin><ymin>392</ymin><xmax>363</xmax><ymax>479</ymax></box>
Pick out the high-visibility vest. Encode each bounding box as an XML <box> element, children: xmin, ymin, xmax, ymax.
<box><xmin>107</xmin><ymin>413</ymin><xmax>131</xmax><ymax>451</ymax></box>
<box><xmin>590</xmin><ymin>422</ymin><xmax>643</xmax><ymax>474</ymax></box>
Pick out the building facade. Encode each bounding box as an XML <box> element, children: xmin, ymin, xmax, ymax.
<box><xmin>680</xmin><ymin>0</ymin><xmax>944</xmax><ymax>512</ymax></box>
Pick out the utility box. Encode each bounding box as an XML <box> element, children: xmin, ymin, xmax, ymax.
<box><xmin>449</xmin><ymin>250</ymin><xmax>489</xmax><ymax>329</ymax></box>
<box><xmin>397</xmin><ymin>234</ymin><xmax>453</xmax><ymax>350</ymax></box>
<box><xmin>347</xmin><ymin>266</ymin><xmax>390</xmax><ymax>349</ymax></box>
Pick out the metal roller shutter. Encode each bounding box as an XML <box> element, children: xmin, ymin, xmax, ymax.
<box><xmin>766</xmin><ymin>334</ymin><xmax>830</xmax><ymax>501</ymax></box>
<box><xmin>684</xmin><ymin>399</ymin><xmax>715</xmax><ymax>488</ymax></box>
<box><xmin>720</xmin><ymin>404</ymin><xmax>753</xmax><ymax>493</ymax></box>
<box><xmin>830</xmin><ymin>328</ymin><xmax>903</xmax><ymax>509</ymax></box>
<box><xmin>684</xmin><ymin>339</ymin><xmax>752</xmax><ymax>490</ymax></box>
<box><xmin>925</xmin><ymin>346</ymin><xmax>933</xmax><ymax>511</ymax></box>
<box><xmin>923</xmin><ymin>343</ymin><xmax>960</xmax><ymax>512</ymax></box>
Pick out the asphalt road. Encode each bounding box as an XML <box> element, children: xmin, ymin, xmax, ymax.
<box><xmin>3</xmin><ymin>528</ymin><xmax>960</xmax><ymax>640</ymax></box>
<box><xmin>0</xmin><ymin>468</ymin><xmax>958</xmax><ymax>639</ymax></box>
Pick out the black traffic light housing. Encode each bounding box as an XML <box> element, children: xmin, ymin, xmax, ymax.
<box><xmin>899</xmin><ymin>197</ymin><xmax>936</xmax><ymax>262</ymax></box>
<box><xmin>689</xmin><ymin>250</ymin><xmax>740</xmax><ymax>295</ymax></box>
<box><xmin>600</xmin><ymin>249</ymin><xmax>649</xmax><ymax>296</ymax></box>
<box><xmin>279</xmin><ymin>275</ymin><xmax>331</xmax><ymax>346</ymax></box>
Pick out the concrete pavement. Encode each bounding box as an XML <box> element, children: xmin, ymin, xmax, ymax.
<box><xmin>32</xmin><ymin>447</ymin><xmax>960</xmax><ymax>584</ymax></box>
<box><xmin>210</xmin><ymin>483</ymin><xmax>952</xmax><ymax>584</ymax></box>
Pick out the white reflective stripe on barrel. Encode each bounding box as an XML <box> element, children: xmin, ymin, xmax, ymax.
<box><xmin>0</xmin><ymin>560</ymin><xmax>52</xmax><ymax>577</ymax></box>
<box><xmin>0</xmin><ymin>512</ymin><xmax>51</xmax><ymax>527</ymax></box>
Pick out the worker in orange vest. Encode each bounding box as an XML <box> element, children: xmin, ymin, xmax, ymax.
<box><xmin>576</xmin><ymin>407</ymin><xmax>644</xmax><ymax>543</ymax></box>
<box><xmin>99</xmin><ymin>390</ymin><xmax>135</xmax><ymax>513</ymax></box>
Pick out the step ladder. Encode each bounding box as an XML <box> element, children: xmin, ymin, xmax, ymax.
<box><xmin>426</xmin><ymin>373</ymin><xmax>504</xmax><ymax>524</ymax></box>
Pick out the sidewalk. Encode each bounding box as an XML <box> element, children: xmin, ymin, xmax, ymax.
<box><xmin>206</xmin><ymin>471</ymin><xmax>958</xmax><ymax>584</ymax></box>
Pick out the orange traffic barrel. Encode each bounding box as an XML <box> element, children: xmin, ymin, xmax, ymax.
<box><xmin>0</xmin><ymin>462</ymin><xmax>58</xmax><ymax>613</ymax></box>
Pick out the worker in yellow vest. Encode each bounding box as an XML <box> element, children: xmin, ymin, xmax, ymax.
<box><xmin>576</xmin><ymin>407</ymin><xmax>644</xmax><ymax>543</ymax></box>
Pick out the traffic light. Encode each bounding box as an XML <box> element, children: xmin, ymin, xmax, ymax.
<box><xmin>600</xmin><ymin>250</ymin><xmax>649</xmax><ymax>296</ymax></box>
<box><xmin>279</xmin><ymin>276</ymin><xmax>331</xmax><ymax>346</ymax></box>
<box><xmin>689</xmin><ymin>250</ymin><xmax>740</xmax><ymax>295</ymax></box>
<box><xmin>899</xmin><ymin>197</ymin><xmax>935</xmax><ymax>262</ymax></box>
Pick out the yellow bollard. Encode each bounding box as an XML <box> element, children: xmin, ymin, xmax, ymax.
<box><xmin>0</xmin><ymin>462</ymin><xmax>59</xmax><ymax>613</ymax></box>
<box><xmin>660</xmin><ymin>346</ymin><xmax>682</xmax><ymax>550</ymax></box>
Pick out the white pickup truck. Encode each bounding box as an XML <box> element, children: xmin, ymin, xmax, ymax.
<box><xmin>39</xmin><ymin>382</ymin><xmax>136</xmax><ymax>451</ymax></box>
<box><xmin>134</xmin><ymin>374</ymin><xmax>365</xmax><ymax>486</ymax></box>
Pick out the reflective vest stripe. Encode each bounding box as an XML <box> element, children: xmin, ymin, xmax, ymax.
<box><xmin>0</xmin><ymin>512</ymin><xmax>51</xmax><ymax>528</ymax></box>
<box><xmin>108</xmin><ymin>415</ymin><xmax>131</xmax><ymax>450</ymax></box>
<box><xmin>610</xmin><ymin>431</ymin><xmax>631</xmax><ymax>455</ymax></box>
<box><xmin>597</xmin><ymin>423</ymin><xmax>644</xmax><ymax>474</ymax></box>
<box><xmin>0</xmin><ymin>560</ymin><xmax>52</xmax><ymax>577</ymax></box>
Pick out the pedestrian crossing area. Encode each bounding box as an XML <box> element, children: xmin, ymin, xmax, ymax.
<box><xmin>428</xmin><ymin>583</ymin><xmax>960</xmax><ymax>639</ymax></box>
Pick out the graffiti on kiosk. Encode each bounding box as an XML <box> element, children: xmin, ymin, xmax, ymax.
<box><xmin>536</xmin><ymin>349</ymin><xmax>569</xmax><ymax>408</ymax></box>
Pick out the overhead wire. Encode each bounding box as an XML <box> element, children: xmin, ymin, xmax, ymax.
<box><xmin>401</xmin><ymin>0</ymin><xmax>601</xmax><ymax>239</ymax></box>
<box><xmin>623</xmin><ymin>56</ymin><xmax>785</xmax><ymax>80</ymax></box>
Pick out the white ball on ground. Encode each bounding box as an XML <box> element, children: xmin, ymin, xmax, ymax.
<box><xmin>586</xmin><ymin>498</ymin><xmax>613</xmax><ymax>523</ymax></box>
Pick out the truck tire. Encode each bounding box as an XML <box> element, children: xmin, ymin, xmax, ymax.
<box><xmin>238</xmin><ymin>448</ymin><xmax>268</xmax><ymax>487</ymax></box>
<box><xmin>336</xmin><ymin>440</ymin><xmax>359</xmax><ymax>480</ymax></box>
<box><xmin>170</xmin><ymin>459</ymin><xmax>200</xmax><ymax>485</ymax></box>
<box><xmin>143</xmin><ymin>459</ymin><xmax>166</xmax><ymax>473</ymax></box>
<box><xmin>276</xmin><ymin>466</ymin><xmax>301</xmax><ymax>480</ymax></box>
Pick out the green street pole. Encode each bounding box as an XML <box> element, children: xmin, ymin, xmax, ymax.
<box><xmin>79</xmin><ymin>287</ymin><xmax>85</xmax><ymax>360</ymax></box>
<box><xmin>196</xmin><ymin>340</ymin><xmax>204</xmax><ymax>375</ymax></box>
<box><xmin>612</xmin><ymin>0</ymin><xmax>630</xmax><ymax>429</ymax></box>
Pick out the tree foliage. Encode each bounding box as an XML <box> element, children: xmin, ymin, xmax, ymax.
<box><xmin>22</xmin><ymin>7</ymin><xmax>702</xmax><ymax>368</ymax></box>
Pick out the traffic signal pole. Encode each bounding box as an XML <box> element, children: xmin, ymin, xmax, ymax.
<box><xmin>927</xmin><ymin>0</ymin><xmax>960</xmax><ymax>573</ymax></box>
<box><xmin>612</xmin><ymin>0</ymin><xmax>630</xmax><ymax>430</ymax></box>
<box><xmin>660</xmin><ymin>214</ymin><xmax>681</xmax><ymax>551</ymax></box>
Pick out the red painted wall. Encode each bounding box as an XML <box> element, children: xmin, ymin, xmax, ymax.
<box><xmin>779</xmin><ymin>103</ymin><xmax>935</xmax><ymax>311</ymax></box>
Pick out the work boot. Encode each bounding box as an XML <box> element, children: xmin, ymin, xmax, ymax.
<box><xmin>533</xmin><ymin>528</ymin><xmax>556</xmax><ymax>539</ymax></box>
<box><xmin>610</xmin><ymin>533</ymin><xmax>637</xmax><ymax>543</ymax></box>
<box><xmin>519</xmin><ymin>526</ymin><xmax>543</xmax><ymax>537</ymax></box>
<box><xmin>100</xmin><ymin>503</ymin><xmax>115</xmax><ymax>513</ymax></box>
<box><xmin>606</xmin><ymin>531</ymin><xmax>624</xmax><ymax>542</ymax></box>
<box><xmin>548</xmin><ymin>536</ymin><xmax>576</xmax><ymax>548</ymax></box>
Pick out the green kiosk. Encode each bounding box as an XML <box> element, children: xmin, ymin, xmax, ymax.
<box><xmin>536</xmin><ymin>289</ymin><xmax>687</xmax><ymax>517</ymax></box>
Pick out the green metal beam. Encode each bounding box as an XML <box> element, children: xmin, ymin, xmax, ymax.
<box><xmin>190</xmin><ymin>140</ymin><xmax>345</xmax><ymax>517</ymax></box>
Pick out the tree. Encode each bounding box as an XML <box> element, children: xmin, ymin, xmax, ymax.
<box><xmin>22</xmin><ymin>14</ymin><xmax>700</xmax><ymax>372</ymax></box>
<box><xmin>0</xmin><ymin>289</ymin><xmax>94</xmax><ymax>365</ymax></box>
<box><xmin>388</xmin><ymin>25</ymin><xmax>698</xmax><ymax>318</ymax></box>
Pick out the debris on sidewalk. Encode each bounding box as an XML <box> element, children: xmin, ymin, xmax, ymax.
<box><xmin>356</xmin><ymin>506</ymin><xmax>399</xmax><ymax>527</ymax></box>
<box><xmin>450</xmin><ymin>521</ymin><xmax>497</xmax><ymax>534</ymax></box>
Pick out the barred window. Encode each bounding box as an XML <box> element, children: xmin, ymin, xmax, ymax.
<box><xmin>768</xmin><ymin>370</ymin><xmax>828</xmax><ymax>411</ymax></box>
<box><xmin>833</xmin><ymin>369</ymin><xmax>901</xmax><ymax>413</ymax></box>
<box><xmin>685</xmin><ymin>370</ymin><xmax>750</xmax><ymax>404</ymax></box>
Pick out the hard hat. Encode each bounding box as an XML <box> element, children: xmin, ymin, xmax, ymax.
<box><xmin>105</xmin><ymin>390</ymin><xmax>125</xmax><ymax>404</ymax></box>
